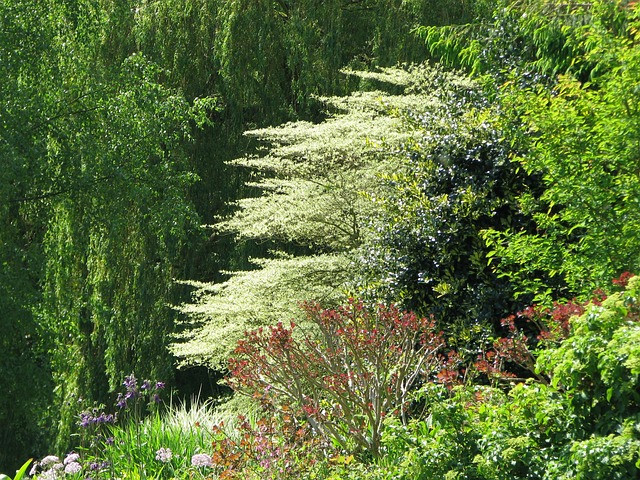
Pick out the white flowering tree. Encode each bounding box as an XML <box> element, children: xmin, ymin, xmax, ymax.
<box><xmin>172</xmin><ymin>66</ymin><xmax>447</xmax><ymax>369</ymax></box>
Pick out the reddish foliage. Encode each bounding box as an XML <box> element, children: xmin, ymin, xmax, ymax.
<box><xmin>469</xmin><ymin>299</ymin><xmax>585</xmax><ymax>383</ymax></box>
<box><xmin>437</xmin><ymin>350</ymin><xmax>465</xmax><ymax>389</ymax></box>
<box><xmin>474</xmin><ymin>290</ymin><xmax>612</xmax><ymax>383</ymax></box>
<box><xmin>227</xmin><ymin>299</ymin><xmax>445</xmax><ymax>457</ymax></box>
<box><xmin>613</xmin><ymin>271</ymin><xmax>634</xmax><ymax>288</ymax></box>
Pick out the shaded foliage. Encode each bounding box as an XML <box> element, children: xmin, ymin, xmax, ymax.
<box><xmin>355</xmin><ymin>68</ymin><xmax>535</xmax><ymax>344</ymax></box>
<box><xmin>0</xmin><ymin>0</ymin><xmax>61</xmax><ymax>467</ymax></box>
<box><xmin>39</xmin><ymin>54</ymin><xmax>202</xmax><ymax>450</ymax></box>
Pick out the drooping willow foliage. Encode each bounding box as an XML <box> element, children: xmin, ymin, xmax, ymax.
<box><xmin>1</xmin><ymin>0</ymin><xmax>205</xmax><ymax>457</ymax></box>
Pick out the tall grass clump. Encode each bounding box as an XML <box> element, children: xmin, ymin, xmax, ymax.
<box><xmin>28</xmin><ymin>375</ymin><xmax>236</xmax><ymax>479</ymax></box>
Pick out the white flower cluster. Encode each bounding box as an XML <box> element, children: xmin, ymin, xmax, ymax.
<box><xmin>29</xmin><ymin>453</ymin><xmax>82</xmax><ymax>479</ymax></box>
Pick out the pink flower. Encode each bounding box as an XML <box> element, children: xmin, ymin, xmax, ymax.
<box><xmin>191</xmin><ymin>453</ymin><xmax>213</xmax><ymax>467</ymax></box>
<box><xmin>64</xmin><ymin>462</ymin><xmax>82</xmax><ymax>474</ymax></box>
<box><xmin>155</xmin><ymin>447</ymin><xmax>173</xmax><ymax>463</ymax></box>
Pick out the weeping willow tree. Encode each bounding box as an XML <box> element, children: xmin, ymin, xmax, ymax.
<box><xmin>0</xmin><ymin>0</ymin><xmax>57</xmax><ymax>467</ymax></box>
<box><xmin>172</xmin><ymin>66</ymin><xmax>454</xmax><ymax>369</ymax></box>
<box><xmin>370</xmin><ymin>0</ymin><xmax>493</xmax><ymax>66</ymax></box>
<box><xmin>0</xmin><ymin>0</ymin><xmax>212</xmax><ymax>454</ymax></box>
<box><xmin>42</xmin><ymin>64</ymin><xmax>208</xmax><ymax>451</ymax></box>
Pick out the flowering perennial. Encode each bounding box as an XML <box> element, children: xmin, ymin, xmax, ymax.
<box><xmin>191</xmin><ymin>453</ymin><xmax>213</xmax><ymax>467</ymax></box>
<box><xmin>155</xmin><ymin>447</ymin><xmax>173</xmax><ymax>463</ymax></box>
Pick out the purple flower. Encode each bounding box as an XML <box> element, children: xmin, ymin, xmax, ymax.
<box><xmin>64</xmin><ymin>462</ymin><xmax>82</xmax><ymax>474</ymax></box>
<box><xmin>155</xmin><ymin>381</ymin><xmax>165</xmax><ymax>390</ymax></box>
<box><xmin>98</xmin><ymin>413</ymin><xmax>115</xmax><ymax>424</ymax></box>
<box><xmin>89</xmin><ymin>461</ymin><xmax>110</xmax><ymax>472</ymax></box>
<box><xmin>155</xmin><ymin>447</ymin><xmax>173</xmax><ymax>463</ymax></box>
<box><xmin>79</xmin><ymin>412</ymin><xmax>92</xmax><ymax>428</ymax></box>
<box><xmin>141</xmin><ymin>380</ymin><xmax>151</xmax><ymax>391</ymax></box>
<box><xmin>79</xmin><ymin>410</ymin><xmax>116</xmax><ymax>427</ymax></box>
<box><xmin>191</xmin><ymin>453</ymin><xmax>213</xmax><ymax>467</ymax></box>
<box><xmin>116</xmin><ymin>393</ymin><xmax>127</xmax><ymax>409</ymax></box>
<box><xmin>123</xmin><ymin>374</ymin><xmax>137</xmax><ymax>391</ymax></box>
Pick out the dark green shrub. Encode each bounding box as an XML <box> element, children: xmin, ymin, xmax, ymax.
<box><xmin>356</xmin><ymin>77</ymin><xmax>534</xmax><ymax>341</ymax></box>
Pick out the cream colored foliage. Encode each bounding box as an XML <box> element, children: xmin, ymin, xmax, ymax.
<box><xmin>172</xmin><ymin>254</ymin><xmax>350</xmax><ymax>368</ymax></box>
<box><xmin>172</xmin><ymin>65</ymin><xmax>472</xmax><ymax>369</ymax></box>
<box><xmin>218</xmin><ymin>90</ymin><xmax>435</xmax><ymax>250</ymax></box>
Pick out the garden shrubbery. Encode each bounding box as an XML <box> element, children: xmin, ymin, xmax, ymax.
<box><xmin>365</xmin><ymin>274</ymin><xmax>640</xmax><ymax>479</ymax></box>
<box><xmin>216</xmin><ymin>274</ymin><xmax>639</xmax><ymax>479</ymax></box>
<box><xmin>23</xmin><ymin>276</ymin><xmax>640</xmax><ymax>478</ymax></box>
<box><xmin>164</xmin><ymin>274</ymin><xmax>639</xmax><ymax>479</ymax></box>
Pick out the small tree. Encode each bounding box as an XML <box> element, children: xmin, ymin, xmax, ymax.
<box><xmin>227</xmin><ymin>299</ymin><xmax>445</xmax><ymax>457</ymax></box>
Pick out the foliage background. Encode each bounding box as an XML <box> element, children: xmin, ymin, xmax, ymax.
<box><xmin>4</xmin><ymin>0</ymin><xmax>640</xmax><ymax>476</ymax></box>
